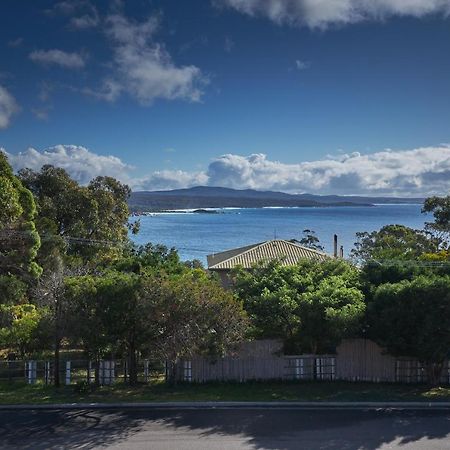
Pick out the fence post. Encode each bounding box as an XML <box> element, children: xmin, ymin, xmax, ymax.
<box><xmin>144</xmin><ymin>359</ymin><xmax>149</xmax><ymax>383</ymax></box>
<box><xmin>331</xmin><ymin>357</ymin><xmax>336</xmax><ymax>380</ymax></box>
<box><xmin>87</xmin><ymin>361</ymin><xmax>92</xmax><ymax>384</ymax></box>
<box><xmin>26</xmin><ymin>361</ymin><xmax>37</xmax><ymax>384</ymax></box>
<box><xmin>294</xmin><ymin>358</ymin><xmax>300</xmax><ymax>380</ymax></box>
<box><xmin>44</xmin><ymin>361</ymin><xmax>51</xmax><ymax>385</ymax></box>
<box><xmin>65</xmin><ymin>361</ymin><xmax>71</xmax><ymax>385</ymax></box>
<box><xmin>315</xmin><ymin>358</ymin><xmax>321</xmax><ymax>380</ymax></box>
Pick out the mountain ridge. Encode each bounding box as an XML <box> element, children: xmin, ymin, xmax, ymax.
<box><xmin>128</xmin><ymin>186</ymin><xmax>423</xmax><ymax>212</ymax></box>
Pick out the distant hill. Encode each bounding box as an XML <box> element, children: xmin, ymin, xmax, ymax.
<box><xmin>128</xmin><ymin>186</ymin><xmax>423</xmax><ymax>212</ymax></box>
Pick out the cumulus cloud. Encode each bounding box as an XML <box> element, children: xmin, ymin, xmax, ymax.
<box><xmin>4</xmin><ymin>145</ymin><xmax>132</xmax><ymax>185</ymax></box>
<box><xmin>205</xmin><ymin>147</ymin><xmax>450</xmax><ymax>196</ymax></box>
<box><xmin>219</xmin><ymin>0</ymin><xmax>450</xmax><ymax>29</ymax></box>
<box><xmin>0</xmin><ymin>85</ymin><xmax>20</xmax><ymax>129</ymax></box>
<box><xmin>29</xmin><ymin>49</ymin><xmax>86</xmax><ymax>69</ymax></box>
<box><xmin>92</xmin><ymin>13</ymin><xmax>206</xmax><ymax>104</ymax></box>
<box><xmin>5</xmin><ymin>144</ymin><xmax>450</xmax><ymax>196</ymax></box>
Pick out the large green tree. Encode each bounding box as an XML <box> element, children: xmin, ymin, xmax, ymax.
<box><xmin>0</xmin><ymin>153</ymin><xmax>41</xmax><ymax>280</ymax></box>
<box><xmin>67</xmin><ymin>271</ymin><xmax>151</xmax><ymax>385</ymax></box>
<box><xmin>18</xmin><ymin>166</ymin><xmax>136</xmax><ymax>265</ymax></box>
<box><xmin>369</xmin><ymin>275</ymin><xmax>450</xmax><ymax>385</ymax></box>
<box><xmin>233</xmin><ymin>259</ymin><xmax>365</xmax><ymax>354</ymax></box>
<box><xmin>422</xmin><ymin>196</ymin><xmax>450</xmax><ymax>249</ymax></box>
<box><xmin>144</xmin><ymin>272</ymin><xmax>248</xmax><ymax>384</ymax></box>
<box><xmin>350</xmin><ymin>224</ymin><xmax>439</xmax><ymax>265</ymax></box>
<box><xmin>68</xmin><ymin>270</ymin><xmax>248</xmax><ymax>385</ymax></box>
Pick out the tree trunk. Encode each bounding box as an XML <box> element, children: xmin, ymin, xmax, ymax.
<box><xmin>167</xmin><ymin>359</ymin><xmax>178</xmax><ymax>386</ymax></box>
<box><xmin>128</xmin><ymin>347</ymin><xmax>138</xmax><ymax>386</ymax></box>
<box><xmin>426</xmin><ymin>361</ymin><xmax>444</xmax><ymax>386</ymax></box>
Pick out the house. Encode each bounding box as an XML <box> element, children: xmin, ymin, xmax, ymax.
<box><xmin>207</xmin><ymin>239</ymin><xmax>330</xmax><ymax>288</ymax></box>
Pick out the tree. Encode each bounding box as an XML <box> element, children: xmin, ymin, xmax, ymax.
<box><xmin>33</xmin><ymin>257</ymin><xmax>79</xmax><ymax>386</ymax></box>
<box><xmin>233</xmin><ymin>259</ymin><xmax>365</xmax><ymax>354</ymax></box>
<box><xmin>68</xmin><ymin>270</ymin><xmax>247</xmax><ymax>385</ymax></box>
<box><xmin>0</xmin><ymin>153</ymin><xmax>41</xmax><ymax>280</ymax></box>
<box><xmin>67</xmin><ymin>271</ymin><xmax>152</xmax><ymax>385</ymax></box>
<box><xmin>350</xmin><ymin>224</ymin><xmax>439</xmax><ymax>264</ymax></box>
<box><xmin>369</xmin><ymin>276</ymin><xmax>450</xmax><ymax>385</ymax></box>
<box><xmin>113</xmin><ymin>242</ymin><xmax>185</xmax><ymax>275</ymax></box>
<box><xmin>18</xmin><ymin>166</ymin><xmax>136</xmax><ymax>265</ymax></box>
<box><xmin>143</xmin><ymin>273</ymin><xmax>248</xmax><ymax>384</ymax></box>
<box><xmin>422</xmin><ymin>196</ymin><xmax>450</xmax><ymax>248</ymax></box>
<box><xmin>0</xmin><ymin>304</ymin><xmax>42</xmax><ymax>358</ymax></box>
<box><xmin>297</xmin><ymin>229</ymin><xmax>324</xmax><ymax>252</ymax></box>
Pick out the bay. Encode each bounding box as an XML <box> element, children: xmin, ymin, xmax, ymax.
<box><xmin>130</xmin><ymin>204</ymin><xmax>427</xmax><ymax>264</ymax></box>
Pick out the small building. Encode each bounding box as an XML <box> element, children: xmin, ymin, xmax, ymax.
<box><xmin>207</xmin><ymin>239</ymin><xmax>330</xmax><ymax>288</ymax></box>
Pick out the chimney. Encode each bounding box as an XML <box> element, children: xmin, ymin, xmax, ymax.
<box><xmin>333</xmin><ymin>234</ymin><xmax>338</xmax><ymax>258</ymax></box>
<box><xmin>340</xmin><ymin>245</ymin><xmax>344</xmax><ymax>258</ymax></box>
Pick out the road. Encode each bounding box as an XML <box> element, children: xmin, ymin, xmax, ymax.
<box><xmin>0</xmin><ymin>408</ymin><xmax>449</xmax><ymax>449</ymax></box>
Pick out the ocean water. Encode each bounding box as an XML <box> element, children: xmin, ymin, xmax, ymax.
<box><xmin>130</xmin><ymin>204</ymin><xmax>427</xmax><ymax>264</ymax></box>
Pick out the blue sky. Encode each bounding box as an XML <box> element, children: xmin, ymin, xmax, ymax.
<box><xmin>1</xmin><ymin>0</ymin><xmax>450</xmax><ymax>196</ymax></box>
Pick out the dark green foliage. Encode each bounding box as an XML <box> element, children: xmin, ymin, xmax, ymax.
<box><xmin>68</xmin><ymin>270</ymin><xmax>248</xmax><ymax>385</ymax></box>
<box><xmin>0</xmin><ymin>153</ymin><xmax>41</xmax><ymax>280</ymax></box>
<box><xmin>233</xmin><ymin>259</ymin><xmax>365</xmax><ymax>354</ymax></box>
<box><xmin>112</xmin><ymin>242</ymin><xmax>183</xmax><ymax>275</ymax></box>
<box><xmin>351</xmin><ymin>224</ymin><xmax>439</xmax><ymax>264</ymax></box>
<box><xmin>18</xmin><ymin>166</ymin><xmax>134</xmax><ymax>265</ymax></box>
<box><xmin>369</xmin><ymin>275</ymin><xmax>450</xmax><ymax>384</ymax></box>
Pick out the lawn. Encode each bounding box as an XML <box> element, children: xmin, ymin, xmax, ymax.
<box><xmin>0</xmin><ymin>380</ymin><xmax>449</xmax><ymax>404</ymax></box>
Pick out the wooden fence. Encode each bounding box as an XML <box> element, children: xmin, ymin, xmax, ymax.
<box><xmin>178</xmin><ymin>339</ymin><xmax>450</xmax><ymax>384</ymax></box>
<box><xmin>0</xmin><ymin>359</ymin><xmax>164</xmax><ymax>385</ymax></box>
<box><xmin>2</xmin><ymin>339</ymin><xmax>449</xmax><ymax>385</ymax></box>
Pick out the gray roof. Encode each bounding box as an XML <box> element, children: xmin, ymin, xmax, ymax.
<box><xmin>207</xmin><ymin>239</ymin><xmax>330</xmax><ymax>270</ymax></box>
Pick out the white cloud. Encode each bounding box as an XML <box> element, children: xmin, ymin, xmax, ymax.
<box><xmin>29</xmin><ymin>49</ymin><xmax>86</xmax><ymax>69</ymax></box>
<box><xmin>205</xmin><ymin>147</ymin><xmax>450</xmax><ymax>196</ymax></box>
<box><xmin>97</xmin><ymin>13</ymin><xmax>206</xmax><ymax>105</ymax></box>
<box><xmin>5</xmin><ymin>145</ymin><xmax>132</xmax><ymax>185</ymax></box>
<box><xmin>6</xmin><ymin>144</ymin><xmax>450</xmax><ymax>196</ymax></box>
<box><xmin>219</xmin><ymin>0</ymin><xmax>450</xmax><ymax>29</ymax></box>
<box><xmin>134</xmin><ymin>170</ymin><xmax>208</xmax><ymax>191</ymax></box>
<box><xmin>46</xmin><ymin>0</ymin><xmax>99</xmax><ymax>28</ymax></box>
<box><xmin>70</xmin><ymin>12</ymin><xmax>99</xmax><ymax>29</ymax></box>
<box><xmin>295</xmin><ymin>60</ymin><xmax>310</xmax><ymax>70</ymax></box>
<box><xmin>0</xmin><ymin>85</ymin><xmax>20</xmax><ymax>129</ymax></box>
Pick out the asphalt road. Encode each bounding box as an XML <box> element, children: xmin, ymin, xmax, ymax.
<box><xmin>0</xmin><ymin>408</ymin><xmax>449</xmax><ymax>450</ymax></box>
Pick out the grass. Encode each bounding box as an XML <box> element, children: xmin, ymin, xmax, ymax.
<box><xmin>0</xmin><ymin>380</ymin><xmax>449</xmax><ymax>405</ymax></box>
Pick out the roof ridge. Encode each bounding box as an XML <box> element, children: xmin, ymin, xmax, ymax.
<box><xmin>209</xmin><ymin>240</ymin><xmax>270</xmax><ymax>269</ymax></box>
<box><xmin>208</xmin><ymin>239</ymin><xmax>331</xmax><ymax>270</ymax></box>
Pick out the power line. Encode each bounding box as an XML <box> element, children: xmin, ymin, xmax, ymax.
<box><xmin>0</xmin><ymin>229</ymin><xmax>128</xmax><ymax>248</ymax></box>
